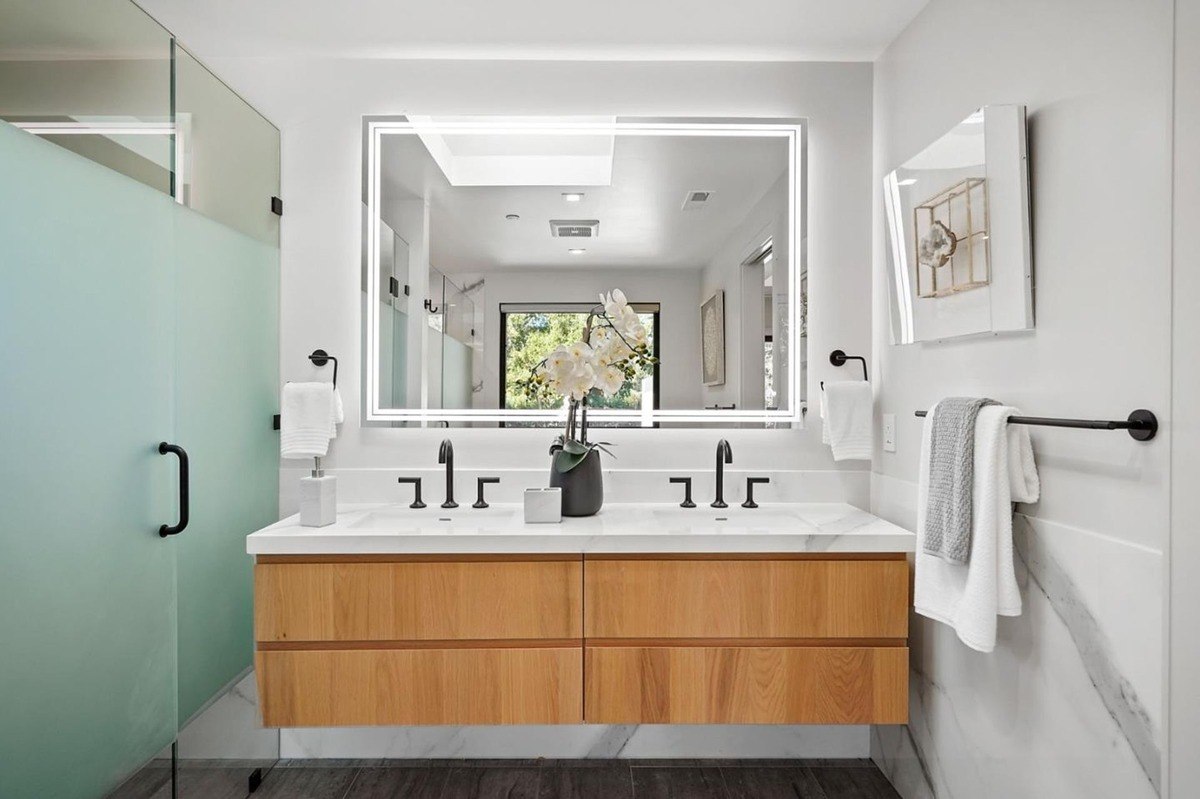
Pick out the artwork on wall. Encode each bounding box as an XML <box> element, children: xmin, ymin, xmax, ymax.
<box><xmin>883</xmin><ymin>105</ymin><xmax>1033</xmax><ymax>343</ymax></box>
<box><xmin>701</xmin><ymin>289</ymin><xmax>726</xmax><ymax>386</ymax></box>
<box><xmin>915</xmin><ymin>177</ymin><xmax>990</xmax><ymax>298</ymax></box>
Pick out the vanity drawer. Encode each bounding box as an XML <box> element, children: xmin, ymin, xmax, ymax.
<box><xmin>584</xmin><ymin>645</ymin><xmax>908</xmax><ymax>724</ymax></box>
<box><xmin>583</xmin><ymin>555</ymin><xmax>909</xmax><ymax>640</ymax></box>
<box><xmin>257</xmin><ymin>645</ymin><xmax>583</xmax><ymax>726</ymax></box>
<box><xmin>255</xmin><ymin>555</ymin><xmax>582</xmax><ymax>643</ymax></box>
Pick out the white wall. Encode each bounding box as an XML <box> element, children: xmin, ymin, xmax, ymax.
<box><xmin>1169</xmin><ymin>0</ymin><xmax>1200</xmax><ymax>795</ymax></box>
<box><xmin>869</xmin><ymin>1</ymin><xmax>1172</xmax><ymax>797</ymax></box>
<box><xmin>200</xmin><ymin>59</ymin><xmax>874</xmax><ymax>477</ymax></box>
<box><xmin>471</xmin><ymin>268</ymin><xmax>703</xmax><ymax>411</ymax></box>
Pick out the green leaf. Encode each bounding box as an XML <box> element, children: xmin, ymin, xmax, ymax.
<box><xmin>553</xmin><ymin>449</ymin><xmax>588</xmax><ymax>473</ymax></box>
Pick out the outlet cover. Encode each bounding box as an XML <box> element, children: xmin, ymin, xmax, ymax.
<box><xmin>883</xmin><ymin>413</ymin><xmax>896</xmax><ymax>452</ymax></box>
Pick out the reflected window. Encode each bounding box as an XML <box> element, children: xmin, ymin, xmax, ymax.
<box><xmin>500</xmin><ymin>302</ymin><xmax>660</xmax><ymax>419</ymax></box>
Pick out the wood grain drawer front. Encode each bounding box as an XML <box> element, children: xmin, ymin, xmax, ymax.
<box><xmin>584</xmin><ymin>558</ymin><xmax>908</xmax><ymax>640</ymax></box>
<box><xmin>255</xmin><ymin>558</ymin><xmax>582</xmax><ymax>642</ymax></box>
<box><xmin>256</xmin><ymin>647</ymin><xmax>583</xmax><ymax>726</ymax></box>
<box><xmin>584</xmin><ymin>646</ymin><xmax>908</xmax><ymax>725</ymax></box>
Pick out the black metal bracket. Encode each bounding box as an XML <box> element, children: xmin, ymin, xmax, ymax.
<box><xmin>829</xmin><ymin>349</ymin><xmax>868</xmax><ymax>380</ymax></box>
<box><xmin>822</xmin><ymin>349</ymin><xmax>868</xmax><ymax>390</ymax></box>
<box><xmin>270</xmin><ymin>196</ymin><xmax>283</xmax><ymax>216</ymax></box>
<box><xmin>914</xmin><ymin>408</ymin><xmax>1159</xmax><ymax>441</ymax></box>
<box><xmin>308</xmin><ymin>349</ymin><xmax>338</xmax><ymax>387</ymax></box>
<box><xmin>474</xmin><ymin>477</ymin><xmax>500</xmax><ymax>509</ymax></box>
<box><xmin>248</xmin><ymin>767</ymin><xmax>264</xmax><ymax>793</ymax></box>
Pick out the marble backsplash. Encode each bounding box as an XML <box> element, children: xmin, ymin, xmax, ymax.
<box><xmin>279</xmin><ymin>466</ymin><xmax>871</xmax><ymax>517</ymax></box>
<box><xmin>870</xmin><ymin>473</ymin><xmax>1162</xmax><ymax>799</ymax></box>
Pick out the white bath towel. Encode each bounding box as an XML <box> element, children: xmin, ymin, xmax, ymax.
<box><xmin>914</xmin><ymin>403</ymin><xmax>1040</xmax><ymax>652</ymax></box>
<box><xmin>280</xmin><ymin>382</ymin><xmax>338</xmax><ymax>459</ymax></box>
<box><xmin>820</xmin><ymin>381</ymin><xmax>873</xmax><ymax>461</ymax></box>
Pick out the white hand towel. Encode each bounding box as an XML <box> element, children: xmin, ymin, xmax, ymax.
<box><xmin>821</xmin><ymin>382</ymin><xmax>873</xmax><ymax>461</ymax></box>
<box><xmin>914</xmin><ymin>404</ymin><xmax>1040</xmax><ymax>652</ymax></box>
<box><xmin>281</xmin><ymin>382</ymin><xmax>338</xmax><ymax>459</ymax></box>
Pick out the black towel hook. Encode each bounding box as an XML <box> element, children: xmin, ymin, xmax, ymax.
<box><xmin>821</xmin><ymin>349</ymin><xmax>868</xmax><ymax>390</ymax></box>
<box><xmin>308</xmin><ymin>349</ymin><xmax>338</xmax><ymax>387</ymax></box>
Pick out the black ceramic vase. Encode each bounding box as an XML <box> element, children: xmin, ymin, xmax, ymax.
<box><xmin>549</xmin><ymin>448</ymin><xmax>604</xmax><ymax>517</ymax></box>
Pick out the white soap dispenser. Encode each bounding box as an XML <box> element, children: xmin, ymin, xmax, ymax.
<box><xmin>299</xmin><ymin>456</ymin><xmax>337</xmax><ymax>527</ymax></box>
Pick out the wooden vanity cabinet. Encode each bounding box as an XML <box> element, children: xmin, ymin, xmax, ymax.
<box><xmin>582</xmin><ymin>554</ymin><xmax>910</xmax><ymax>724</ymax></box>
<box><xmin>254</xmin><ymin>555</ymin><xmax>584</xmax><ymax>727</ymax></box>
<box><xmin>253</xmin><ymin>552</ymin><xmax>909</xmax><ymax>727</ymax></box>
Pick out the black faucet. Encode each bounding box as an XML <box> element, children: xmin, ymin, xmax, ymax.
<box><xmin>438</xmin><ymin>439</ymin><xmax>458</xmax><ymax>508</ymax></box>
<box><xmin>712</xmin><ymin>439</ymin><xmax>733</xmax><ymax>508</ymax></box>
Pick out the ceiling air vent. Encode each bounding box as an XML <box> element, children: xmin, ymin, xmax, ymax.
<box><xmin>681</xmin><ymin>190</ymin><xmax>713</xmax><ymax>211</ymax></box>
<box><xmin>549</xmin><ymin>219</ymin><xmax>600</xmax><ymax>238</ymax></box>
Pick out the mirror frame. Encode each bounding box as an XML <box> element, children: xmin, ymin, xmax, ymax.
<box><xmin>363</xmin><ymin>117</ymin><xmax>805</xmax><ymax>426</ymax></box>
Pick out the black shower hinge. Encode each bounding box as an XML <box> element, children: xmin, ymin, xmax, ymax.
<box><xmin>272</xmin><ymin>414</ymin><xmax>281</xmax><ymax>430</ymax></box>
<box><xmin>270</xmin><ymin>196</ymin><xmax>283</xmax><ymax>216</ymax></box>
<box><xmin>404</xmin><ymin>284</ymin><xmax>410</xmax><ymax>296</ymax></box>
<box><xmin>388</xmin><ymin>276</ymin><xmax>400</xmax><ymax>298</ymax></box>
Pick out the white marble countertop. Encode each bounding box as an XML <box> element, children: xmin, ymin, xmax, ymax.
<box><xmin>246</xmin><ymin>502</ymin><xmax>915</xmax><ymax>555</ymax></box>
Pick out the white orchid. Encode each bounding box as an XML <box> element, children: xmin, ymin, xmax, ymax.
<box><xmin>595</xmin><ymin>364</ymin><xmax>625</xmax><ymax>397</ymax></box>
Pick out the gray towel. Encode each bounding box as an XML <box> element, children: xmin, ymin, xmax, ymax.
<box><xmin>923</xmin><ymin>397</ymin><xmax>997</xmax><ymax>564</ymax></box>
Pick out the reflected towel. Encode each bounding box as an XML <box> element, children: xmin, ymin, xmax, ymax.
<box><xmin>915</xmin><ymin>404</ymin><xmax>1040</xmax><ymax>652</ymax></box>
<box><xmin>821</xmin><ymin>381</ymin><xmax>873</xmax><ymax>461</ymax></box>
<box><xmin>281</xmin><ymin>382</ymin><xmax>338</xmax><ymax>459</ymax></box>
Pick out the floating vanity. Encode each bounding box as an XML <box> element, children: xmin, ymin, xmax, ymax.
<box><xmin>247</xmin><ymin>503</ymin><xmax>915</xmax><ymax>728</ymax></box>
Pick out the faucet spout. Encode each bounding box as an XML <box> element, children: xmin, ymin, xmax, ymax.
<box><xmin>712</xmin><ymin>439</ymin><xmax>733</xmax><ymax>508</ymax></box>
<box><xmin>438</xmin><ymin>439</ymin><xmax>458</xmax><ymax>508</ymax></box>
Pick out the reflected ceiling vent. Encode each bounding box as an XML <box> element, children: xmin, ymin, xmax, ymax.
<box><xmin>681</xmin><ymin>190</ymin><xmax>713</xmax><ymax>210</ymax></box>
<box><xmin>549</xmin><ymin>219</ymin><xmax>600</xmax><ymax>238</ymax></box>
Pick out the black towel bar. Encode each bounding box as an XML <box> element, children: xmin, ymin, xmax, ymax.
<box><xmin>913</xmin><ymin>409</ymin><xmax>1158</xmax><ymax>441</ymax></box>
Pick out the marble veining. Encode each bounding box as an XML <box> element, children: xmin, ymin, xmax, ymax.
<box><xmin>870</xmin><ymin>496</ymin><xmax>1161</xmax><ymax>799</ymax></box>
<box><xmin>1013</xmin><ymin>515</ymin><xmax>1160</xmax><ymax>792</ymax></box>
<box><xmin>246</xmin><ymin>502</ymin><xmax>914</xmax><ymax>555</ymax></box>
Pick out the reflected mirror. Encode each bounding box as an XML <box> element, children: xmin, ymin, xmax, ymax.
<box><xmin>362</xmin><ymin>117</ymin><xmax>804</xmax><ymax>427</ymax></box>
<box><xmin>883</xmin><ymin>104</ymin><xmax>1033</xmax><ymax>344</ymax></box>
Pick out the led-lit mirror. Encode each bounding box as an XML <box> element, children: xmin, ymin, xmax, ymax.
<box><xmin>362</xmin><ymin>117</ymin><xmax>804</xmax><ymax>427</ymax></box>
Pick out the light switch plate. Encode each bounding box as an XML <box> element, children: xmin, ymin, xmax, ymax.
<box><xmin>882</xmin><ymin>413</ymin><xmax>896</xmax><ymax>452</ymax></box>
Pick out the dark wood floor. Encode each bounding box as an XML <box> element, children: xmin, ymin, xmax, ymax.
<box><xmin>111</xmin><ymin>759</ymin><xmax>902</xmax><ymax>799</ymax></box>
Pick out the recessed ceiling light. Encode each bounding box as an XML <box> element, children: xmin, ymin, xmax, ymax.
<box><xmin>505</xmin><ymin>213</ymin><xmax>520</xmax><ymax>221</ymax></box>
<box><xmin>568</xmin><ymin>248</ymin><xmax>586</xmax><ymax>255</ymax></box>
<box><xmin>562</xmin><ymin>192</ymin><xmax>585</xmax><ymax>202</ymax></box>
<box><xmin>897</xmin><ymin>178</ymin><xmax>917</xmax><ymax>186</ymax></box>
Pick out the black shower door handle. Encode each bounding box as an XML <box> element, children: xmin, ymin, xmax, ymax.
<box><xmin>158</xmin><ymin>442</ymin><xmax>189</xmax><ymax>537</ymax></box>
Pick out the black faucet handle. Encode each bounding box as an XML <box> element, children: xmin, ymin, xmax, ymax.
<box><xmin>669</xmin><ymin>477</ymin><xmax>696</xmax><ymax>508</ymax></box>
<box><xmin>742</xmin><ymin>476</ymin><xmax>771</xmax><ymax>509</ymax></box>
<box><xmin>397</xmin><ymin>476</ymin><xmax>426</xmax><ymax>509</ymax></box>
<box><xmin>474</xmin><ymin>477</ymin><xmax>500</xmax><ymax>509</ymax></box>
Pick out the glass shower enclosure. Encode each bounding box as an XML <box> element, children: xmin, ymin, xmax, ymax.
<box><xmin>0</xmin><ymin>2</ymin><xmax>281</xmax><ymax>797</ymax></box>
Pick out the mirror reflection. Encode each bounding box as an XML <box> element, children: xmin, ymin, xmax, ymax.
<box><xmin>363</xmin><ymin>117</ymin><xmax>803</xmax><ymax>427</ymax></box>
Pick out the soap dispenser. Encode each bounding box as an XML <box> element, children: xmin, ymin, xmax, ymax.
<box><xmin>300</xmin><ymin>456</ymin><xmax>337</xmax><ymax>527</ymax></box>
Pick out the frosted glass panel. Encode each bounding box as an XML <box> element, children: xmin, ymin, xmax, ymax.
<box><xmin>0</xmin><ymin>121</ymin><xmax>177</xmax><ymax>798</ymax></box>
<box><xmin>0</xmin><ymin>0</ymin><xmax>173</xmax><ymax>193</ymax></box>
<box><xmin>173</xmin><ymin>44</ymin><xmax>280</xmax><ymax>244</ymax></box>
<box><xmin>173</xmin><ymin>207</ymin><xmax>279</xmax><ymax>723</ymax></box>
<box><xmin>442</xmin><ymin>335</ymin><xmax>474</xmax><ymax>410</ymax></box>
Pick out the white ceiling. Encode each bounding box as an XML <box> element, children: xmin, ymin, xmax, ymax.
<box><xmin>134</xmin><ymin>0</ymin><xmax>929</xmax><ymax>61</ymax></box>
<box><xmin>379</xmin><ymin>131</ymin><xmax>788</xmax><ymax>273</ymax></box>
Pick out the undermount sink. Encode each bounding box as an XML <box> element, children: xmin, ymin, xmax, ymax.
<box><xmin>347</xmin><ymin>505</ymin><xmax>520</xmax><ymax>532</ymax></box>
